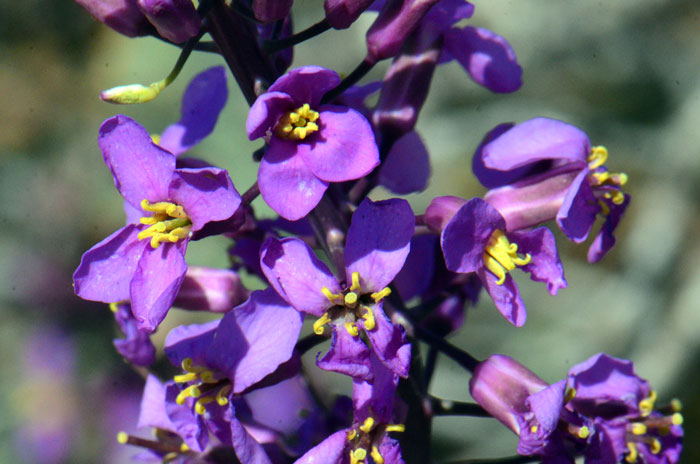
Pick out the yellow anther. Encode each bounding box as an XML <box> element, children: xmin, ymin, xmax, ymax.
<box><xmin>564</xmin><ymin>388</ymin><xmax>577</xmax><ymax>403</ymax></box>
<box><xmin>578</xmin><ymin>426</ymin><xmax>590</xmax><ymax>439</ymax></box>
<box><xmin>321</xmin><ymin>287</ymin><xmax>343</xmax><ymax>304</ymax></box>
<box><xmin>195</xmin><ymin>396</ymin><xmax>215</xmax><ymax>415</ymax></box>
<box><xmin>603</xmin><ymin>190</ymin><xmax>626</xmax><ymax>205</ymax></box>
<box><xmin>347</xmin><ymin>429</ymin><xmax>358</xmax><ymax>441</ymax></box>
<box><xmin>216</xmin><ymin>385</ymin><xmax>232</xmax><ymax>406</ymax></box>
<box><xmin>483</xmin><ymin>230</ymin><xmax>531</xmax><ymax>285</ymax></box>
<box><xmin>199</xmin><ymin>370</ymin><xmax>218</xmax><ymax>384</ymax></box>
<box><xmin>631</xmin><ymin>423</ymin><xmax>647</xmax><ymax>435</ymax></box>
<box><xmin>349</xmin><ymin>272</ymin><xmax>362</xmax><ymax>292</ymax></box>
<box><xmin>625</xmin><ymin>442</ymin><xmax>638</xmax><ymax>463</ymax></box>
<box><xmin>671</xmin><ymin>412</ymin><xmax>683</xmax><ymax>425</ymax></box>
<box><xmin>137</xmin><ymin>200</ymin><xmax>191</xmax><ymax>249</ymax></box>
<box><xmin>163</xmin><ymin>452</ymin><xmax>179</xmax><ymax>463</ymax></box>
<box><xmin>670</xmin><ymin>398</ymin><xmax>683</xmax><ymax>412</ymax></box>
<box><xmin>385</xmin><ymin>424</ymin><xmax>406</xmax><ymax>433</ymax></box>
<box><xmin>370</xmin><ymin>446</ymin><xmax>385</xmax><ymax>464</ymax></box>
<box><xmin>180</xmin><ymin>443</ymin><xmax>190</xmax><ymax>452</ymax></box>
<box><xmin>350</xmin><ymin>448</ymin><xmax>367</xmax><ymax>464</ymax></box>
<box><xmin>175</xmin><ymin>385</ymin><xmax>201</xmax><ymax>405</ymax></box>
<box><xmin>274</xmin><ymin>104</ymin><xmax>321</xmax><ymax>141</ymax></box>
<box><xmin>345</xmin><ymin>292</ymin><xmax>359</xmax><ymax>307</ymax></box>
<box><xmin>370</xmin><ymin>287</ymin><xmax>391</xmax><ymax>303</ymax></box>
<box><xmin>648</xmin><ymin>437</ymin><xmax>662</xmax><ymax>454</ymax></box>
<box><xmin>530</xmin><ymin>425</ymin><xmax>538</xmax><ymax>433</ymax></box>
<box><xmin>360</xmin><ymin>417</ymin><xmax>375</xmax><ymax>433</ymax></box>
<box><xmin>109</xmin><ymin>302</ymin><xmax>119</xmax><ymax>313</ymax></box>
<box><xmin>182</xmin><ymin>358</ymin><xmax>206</xmax><ymax>374</ymax></box>
<box><xmin>361</xmin><ymin>306</ymin><xmax>376</xmax><ymax>331</ymax></box>
<box><xmin>173</xmin><ymin>372</ymin><xmax>199</xmax><ymax>384</ymax></box>
<box><xmin>345</xmin><ymin>322</ymin><xmax>359</xmax><ymax>337</ymax></box>
<box><xmin>313</xmin><ymin>312</ymin><xmax>332</xmax><ymax>335</ymax></box>
<box><xmin>598</xmin><ymin>199</ymin><xmax>611</xmax><ymax>216</ymax></box>
<box><xmin>639</xmin><ymin>390</ymin><xmax>657</xmax><ymax>417</ymax></box>
<box><xmin>588</xmin><ymin>146</ymin><xmax>609</xmax><ymax>169</ymax></box>
<box><xmin>117</xmin><ymin>431</ymin><xmax>129</xmax><ymax>444</ymax></box>
<box><xmin>151</xmin><ymin>133</ymin><xmax>161</xmax><ymax>145</ymax></box>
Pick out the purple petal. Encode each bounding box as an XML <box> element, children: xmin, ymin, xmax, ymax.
<box><xmin>445</xmin><ymin>26</ymin><xmax>522</xmax><ymax>93</ymax></box>
<box><xmin>74</xmin><ymin>0</ymin><xmax>150</xmax><ymax>37</ymax></box>
<box><xmin>159</xmin><ymin>66</ymin><xmax>228</xmax><ymax>156</ymax></box>
<box><xmin>137</xmin><ymin>0</ymin><xmax>201</xmax><ymax>43</ymax></box>
<box><xmin>259</xmin><ymin>237</ymin><xmax>340</xmax><ymax>316</ymax></box>
<box><xmin>517</xmin><ymin>379</ymin><xmax>567</xmax><ymax>456</ymax></box>
<box><xmin>297</xmin><ymin>105</ymin><xmax>380</xmax><ymax>182</ymax></box>
<box><xmin>138</xmin><ymin>375</ymin><xmax>174</xmax><ymax>431</ymax></box>
<box><xmin>393</xmin><ymin>234</ymin><xmax>438</xmax><ymax>301</ymax></box>
<box><xmin>316</xmin><ymin>327</ymin><xmax>374</xmax><ymax>382</ymax></box>
<box><xmin>73</xmin><ymin>224</ymin><xmax>145</xmax><ymax>303</ymax></box>
<box><xmin>345</xmin><ymin>198</ymin><xmax>415</xmax><ymax>292</ymax></box>
<box><xmin>472</xmin><ymin>122</ymin><xmax>531</xmax><ymax>189</ymax></box>
<box><xmin>441</xmin><ymin>198</ymin><xmax>503</xmax><ymax>273</ymax></box>
<box><xmin>364</xmin><ymin>304</ymin><xmax>411</xmax><ymax>378</ymax></box>
<box><xmin>268</xmin><ymin>66</ymin><xmax>341</xmax><ymax>107</ymax></box>
<box><xmin>352</xmin><ymin>354</ymin><xmax>399</xmax><ymax>423</ymax></box>
<box><xmin>587</xmin><ymin>195</ymin><xmax>630</xmax><ymax>263</ymax></box>
<box><xmin>252</xmin><ymin>0</ymin><xmax>293</xmax><ymax>22</ymax></box>
<box><xmin>169</xmin><ymin>167</ymin><xmax>241</xmax><ymax>231</ymax></box>
<box><xmin>174</xmin><ymin>266</ymin><xmax>249</xmax><ymax>313</ymax></box>
<box><xmin>123</xmin><ymin>199</ymin><xmax>143</xmax><ymax>224</ymax></box>
<box><xmin>113</xmin><ymin>302</ymin><xmax>156</xmax><ymax>366</ymax></box>
<box><xmin>509</xmin><ymin>228</ymin><xmax>567</xmax><ymax>295</ymax></box>
<box><xmin>295</xmin><ymin>430</ymin><xmax>348</xmax><ymax>464</ymax></box>
<box><xmin>206</xmin><ymin>288</ymin><xmax>303</xmax><ymax>393</ymax></box>
<box><xmin>258</xmin><ymin>143</ymin><xmax>329</xmax><ymax>221</ymax></box>
<box><xmin>324</xmin><ymin>0</ymin><xmax>374</xmax><ymax>29</ymax></box>
<box><xmin>556</xmin><ymin>170</ymin><xmax>598</xmax><ymax>243</ymax></box>
<box><xmin>164</xmin><ymin>383</ymin><xmax>208</xmax><ymax>452</ymax></box>
<box><xmin>164</xmin><ymin>319</ymin><xmax>219</xmax><ymax>367</ymax></box>
<box><xmin>479</xmin><ymin>269</ymin><xmax>527</xmax><ymax>327</ymax></box>
<box><xmin>130</xmin><ymin>241</ymin><xmax>188</xmax><ymax>332</ymax></box>
<box><xmin>246</xmin><ymin>91</ymin><xmax>295</xmax><ymax>140</ymax></box>
<box><xmin>99</xmin><ymin>115</ymin><xmax>176</xmax><ymax>209</ymax></box>
<box><xmin>230</xmin><ymin>417</ymin><xmax>273</xmax><ymax>464</ymax></box>
<box><xmin>378</xmin><ymin>437</ymin><xmax>405</xmax><ymax>464</ymax></box>
<box><xmin>379</xmin><ymin>131</ymin><xmax>430</xmax><ymax>194</ymax></box>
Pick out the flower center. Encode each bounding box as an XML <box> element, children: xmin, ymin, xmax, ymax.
<box><xmin>346</xmin><ymin>416</ymin><xmax>405</xmax><ymax>464</ymax></box>
<box><xmin>587</xmin><ymin>146</ymin><xmax>628</xmax><ymax>206</ymax></box>
<box><xmin>137</xmin><ymin>199</ymin><xmax>192</xmax><ymax>249</ymax></box>
<box><xmin>274</xmin><ymin>103</ymin><xmax>320</xmax><ymax>141</ymax></box>
<box><xmin>173</xmin><ymin>357</ymin><xmax>232</xmax><ymax>416</ymax></box>
<box><xmin>314</xmin><ymin>272</ymin><xmax>392</xmax><ymax>337</ymax></box>
<box><xmin>482</xmin><ymin>230</ymin><xmax>531</xmax><ymax>285</ymax></box>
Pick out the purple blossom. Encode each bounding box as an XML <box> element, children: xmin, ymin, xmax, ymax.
<box><xmin>111</xmin><ymin>301</ymin><xmax>156</xmax><ymax>366</ymax></box>
<box><xmin>247</xmin><ymin>66</ymin><xmax>380</xmax><ymax>220</ymax></box>
<box><xmin>73</xmin><ymin>115</ymin><xmax>241</xmax><ymax>332</ymax></box>
<box><xmin>475</xmin><ymin>117</ymin><xmax>630</xmax><ymax>262</ymax></box>
<box><xmin>260</xmin><ymin>198</ymin><xmax>414</xmax><ymax>380</ymax></box>
<box><xmin>428</xmin><ymin>197</ymin><xmax>566</xmax><ymax>327</ymax></box>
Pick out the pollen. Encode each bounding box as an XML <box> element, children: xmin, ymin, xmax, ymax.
<box><xmin>274</xmin><ymin>103</ymin><xmax>320</xmax><ymax>141</ymax></box>
<box><xmin>482</xmin><ymin>229</ymin><xmax>531</xmax><ymax>285</ymax></box>
<box><xmin>137</xmin><ymin>199</ymin><xmax>192</xmax><ymax>249</ymax></box>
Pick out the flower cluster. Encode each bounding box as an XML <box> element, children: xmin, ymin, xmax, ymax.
<box><xmin>69</xmin><ymin>1</ymin><xmax>682</xmax><ymax>463</ymax></box>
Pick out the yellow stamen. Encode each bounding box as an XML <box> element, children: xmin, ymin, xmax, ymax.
<box><xmin>648</xmin><ymin>437</ymin><xmax>662</xmax><ymax>454</ymax></box>
<box><xmin>175</xmin><ymin>385</ymin><xmax>201</xmax><ymax>405</ymax></box>
<box><xmin>385</xmin><ymin>424</ymin><xmax>406</xmax><ymax>433</ymax></box>
<box><xmin>482</xmin><ymin>230</ymin><xmax>531</xmax><ymax>285</ymax></box>
<box><xmin>345</xmin><ymin>321</ymin><xmax>359</xmax><ymax>337</ymax></box>
<box><xmin>625</xmin><ymin>442</ymin><xmax>638</xmax><ymax>463</ymax></box>
<box><xmin>274</xmin><ymin>104</ymin><xmax>320</xmax><ymax>141</ymax></box>
<box><xmin>180</xmin><ymin>443</ymin><xmax>190</xmax><ymax>452</ymax></box>
<box><xmin>173</xmin><ymin>372</ymin><xmax>199</xmax><ymax>384</ymax></box>
<box><xmin>639</xmin><ymin>390</ymin><xmax>657</xmax><ymax>417</ymax></box>
<box><xmin>349</xmin><ymin>272</ymin><xmax>361</xmax><ymax>292</ymax></box>
<box><xmin>117</xmin><ymin>431</ymin><xmax>128</xmax><ymax>444</ymax></box>
<box><xmin>345</xmin><ymin>292</ymin><xmax>359</xmax><ymax>307</ymax></box>
<box><xmin>360</xmin><ymin>417</ymin><xmax>375</xmax><ymax>433</ymax></box>
<box><xmin>195</xmin><ymin>396</ymin><xmax>215</xmax><ymax>415</ymax></box>
<box><xmin>109</xmin><ymin>302</ymin><xmax>119</xmax><ymax>313</ymax></box>
<box><xmin>671</xmin><ymin>412</ymin><xmax>683</xmax><ymax>425</ymax></box>
<box><xmin>360</xmin><ymin>306</ymin><xmax>376</xmax><ymax>331</ymax></box>
<box><xmin>137</xmin><ymin>199</ymin><xmax>191</xmax><ymax>249</ymax></box>
<box><xmin>370</xmin><ymin>287</ymin><xmax>391</xmax><ymax>303</ymax></box>
<box><xmin>670</xmin><ymin>398</ymin><xmax>683</xmax><ymax>412</ymax></box>
<box><xmin>370</xmin><ymin>446</ymin><xmax>384</xmax><ymax>464</ymax></box>
<box><xmin>564</xmin><ymin>388</ymin><xmax>577</xmax><ymax>403</ymax></box>
<box><xmin>313</xmin><ymin>312</ymin><xmax>332</xmax><ymax>335</ymax></box>
<box><xmin>588</xmin><ymin>146</ymin><xmax>609</xmax><ymax>169</ymax></box>
<box><xmin>216</xmin><ymin>385</ymin><xmax>232</xmax><ymax>406</ymax></box>
<box><xmin>631</xmin><ymin>423</ymin><xmax>647</xmax><ymax>435</ymax></box>
<box><xmin>321</xmin><ymin>287</ymin><xmax>343</xmax><ymax>304</ymax></box>
<box><xmin>199</xmin><ymin>370</ymin><xmax>218</xmax><ymax>384</ymax></box>
<box><xmin>603</xmin><ymin>190</ymin><xmax>626</xmax><ymax>205</ymax></box>
<box><xmin>350</xmin><ymin>448</ymin><xmax>367</xmax><ymax>464</ymax></box>
<box><xmin>182</xmin><ymin>358</ymin><xmax>206</xmax><ymax>374</ymax></box>
<box><xmin>347</xmin><ymin>429</ymin><xmax>358</xmax><ymax>441</ymax></box>
<box><xmin>578</xmin><ymin>426</ymin><xmax>590</xmax><ymax>439</ymax></box>
<box><xmin>530</xmin><ymin>425</ymin><xmax>538</xmax><ymax>433</ymax></box>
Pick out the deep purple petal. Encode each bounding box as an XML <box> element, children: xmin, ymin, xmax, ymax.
<box><xmin>164</xmin><ymin>383</ymin><xmax>208</xmax><ymax>452</ymax></box>
<box><xmin>316</xmin><ymin>326</ymin><xmax>374</xmax><ymax>382</ymax></box>
<box><xmin>441</xmin><ymin>198</ymin><xmax>503</xmax><ymax>273</ymax></box>
<box><xmin>479</xmin><ymin>269</ymin><xmax>527</xmax><ymax>327</ymax></box>
<box><xmin>352</xmin><ymin>353</ymin><xmax>399</xmax><ymax>423</ymax></box>
<box><xmin>230</xmin><ymin>416</ymin><xmax>273</xmax><ymax>464</ymax></box>
<box><xmin>472</xmin><ymin>122</ymin><xmax>529</xmax><ymax>189</ymax></box>
<box><xmin>345</xmin><ymin>198</ymin><xmax>415</xmax><ymax>292</ymax></box>
<box><xmin>445</xmin><ymin>26</ymin><xmax>522</xmax><ymax>93</ymax></box>
<box><xmin>259</xmin><ymin>237</ymin><xmax>340</xmax><ymax>316</ymax></box>
<box><xmin>324</xmin><ymin>0</ymin><xmax>375</xmax><ymax>29</ymax></box>
<box><xmin>74</xmin><ymin>0</ymin><xmax>150</xmax><ymax>37</ymax></box>
<box><xmin>159</xmin><ymin>66</ymin><xmax>228</xmax><ymax>156</ymax></box>
<box><xmin>393</xmin><ymin>234</ymin><xmax>437</xmax><ymax>301</ymax></box>
<box><xmin>295</xmin><ymin>429</ymin><xmax>348</xmax><ymax>464</ymax></box>
<box><xmin>246</xmin><ymin>91</ymin><xmax>295</xmax><ymax>140</ymax></box>
<box><xmin>73</xmin><ymin>224</ymin><xmax>145</xmax><ymax>303</ymax></box>
<box><xmin>587</xmin><ymin>195</ymin><xmax>630</xmax><ymax>263</ymax></box>
<box><xmin>137</xmin><ymin>0</ymin><xmax>200</xmax><ymax>43</ymax></box>
<box><xmin>168</xmin><ymin>167</ymin><xmax>241</xmax><ymax>231</ymax></box>
<box><xmin>252</xmin><ymin>0</ymin><xmax>293</xmax><ymax>22</ymax></box>
<box><xmin>130</xmin><ymin>241</ymin><xmax>188</xmax><ymax>332</ymax></box>
<box><xmin>99</xmin><ymin>115</ymin><xmax>176</xmax><ymax>209</ymax></box>
<box><xmin>206</xmin><ymin>288</ymin><xmax>303</xmax><ymax>392</ymax></box>
<box><xmin>509</xmin><ymin>228</ymin><xmax>567</xmax><ymax>295</ymax></box>
<box><xmin>268</xmin><ymin>66</ymin><xmax>341</xmax><ymax>107</ymax></box>
<box><xmin>258</xmin><ymin>142</ymin><xmax>329</xmax><ymax>221</ymax></box>
<box><xmin>363</xmin><ymin>304</ymin><xmax>411</xmax><ymax>378</ymax></box>
<box><xmin>297</xmin><ymin>105</ymin><xmax>380</xmax><ymax>182</ymax></box>
<box><xmin>378</xmin><ymin>436</ymin><xmax>405</xmax><ymax>464</ymax></box>
<box><xmin>379</xmin><ymin>131</ymin><xmax>431</xmax><ymax>194</ymax></box>
<box><xmin>556</xmin><ymin>170</ymin><xmax>598</xmax><ymax>243</ymax></box>
<box><xmin>517</xmin><ymin>379</ymin><xmax>567</xmax><ymax>456</ymax></box>
<box><xmin>164</xmin><ymin>319</ymin><xmax>219</xmax><ymax>367</ymax></box>
<box><xmin>113</xmin><ymin>302</ymin><xmax>156</xmax><ymax>366</ymax></box>
<box><xmin>482</xmin><ymin>117</ymin><xmax>591</xmax><ymax>171</ymax></box>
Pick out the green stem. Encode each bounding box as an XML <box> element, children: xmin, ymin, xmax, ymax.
<box><xmin>262</xmin><ymin>19</ymin><xmax>331</xmax><ymax>54</ymax></box>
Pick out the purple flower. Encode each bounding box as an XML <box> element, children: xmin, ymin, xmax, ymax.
<box><xmin>110</xmin><ymin>301</ymin><xmax>156</xmax><ymax>366</ymax></box>
<box><xmin>247</xmin><ymin>66</ymin><xmax>380</xmax><ymax>220</ymax></box>
<box><xmin>260</xmin><ymin>198</ymin><xmax>414</xmax><ymax>380</ymax></box>
<box><xmin>474</xmin><ymin>117</ymin><xmax>630</xmax><ymax>262</ymax></box>
<box><xmin>428</xmin><ymin>197</ymin><xmax>566</xmax><ymax>327</ymax></box>
<box><xmin>73</xmin><ymin>115</ymin><xmax>241</xmax><ymax>332</ymax></box>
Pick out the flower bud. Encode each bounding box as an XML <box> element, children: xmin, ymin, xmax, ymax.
<box><xmin>173</xmin><ymin>267</ymin><xmax>249</xmax><ymax>313</ymax></box>
<box><xmin>324</xmin><ymin>0</ymin><xmax>374</xmax><ymax>29</ymax></box>
<box><xmin>424</xmin><ymin>195</ymin><xmax>466</xmax><ymax>232</ymax></box>
<box><xmin>74</xmin><ymin>0</ymin><xmax>151</xmax><ymax>37</ymax></box>
<box><xmin>252</xmin><ymin>0</ymin><xmax>293</xmax><ymax>23</ymax></box>
<box><xmin>137</xmin><ymin>0</ymin><xmax>201</xmax><ymax>44</ymax></box>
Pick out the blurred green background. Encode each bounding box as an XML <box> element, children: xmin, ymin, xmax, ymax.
<box><xmin>0</xmin><ymin>0</ymin><xmax>698</xmax><ymax>462</ymax></box>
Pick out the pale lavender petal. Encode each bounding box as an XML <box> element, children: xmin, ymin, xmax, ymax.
<box><xmin>445</xmin><ymin>26</ymin><xmax>522</xmax><ymax>93</ymax></box>
<box><xmin>159</xmin><ymin>66</ymin><xmax>228</xmax><ymax>156</ymax></box>
<box><xmin>130</xmin><ymin>241</ymin><xmax>188</xmax><ymax>332</ymax></box>
<box><xmin>556</xmin><ymin>170</ymin><xmax>598</xmax><ymax>243</ymax></box>
<box><xmin>73</xmin><ymin>224</ymin><xmax>145</xmax><ymax>303</ymax></box>
<box><xmin>258</xmin><ymin>143</ymin><xmax>329</xmax><ymax>221</ymax></box>
<box><xmin>587</xmin><ymin>195</ymin><xmax>630</xmax><ymax>263</ymax></box>
<box><xmin>364</xmin><ymin>304</ymin><xmax>411</xmax><ymax>378</ymax></box>
<box><xmin>206</xmin><ymin>288</ymin><xmax>303</xmax><ymax>392</ymax></box>
<box><xmin>345</xmin><ymin>198</ymin><xmax>415</xmax><ymax>292</ymax></box>
<box><xmin>482</xmin><ymin>117</ymin><xmax>591</xmax><ymax>171</ymax></box>
<box><xmin>99</xmin><ymin>115</ymin><xmax>176</xmax><ymax>209</ymax></box>
<box><xmin>478</xmin><ymin>269</ymin><xmax>527</xmax><ymax>327</ymax></box>
<box><xmin>259</xmin><ymin>237</ymin><xmax>340</xmax><ymax>316</ymax></box>
<box><xmin>297</xmin><ymin>105</ymin><xmax>380</xmax><ymax>182</ymax></box>
<box><xmin>246</xmin><ymin>91</ymin><xmax>295</xmax><ymax>140</ymax></box>
<box><xmin>441</xmin><ymin>198</ymin><xmax>503</xmax><ymax>273</ymax></box>
<box><xmin>379</xmin><ymin>131</ymin><xmax>430</xmax><ymax>194</ymax></box>
<box><xmin>268</xmin><ymin>66</ymin><xmax>341</xmax><ymax>107</ymax></box>
<box><xmin>378</xmin><ymin>437</ymin><xmax>405</xmax><ymax>464</ymax></box>
<box><xmin>509</xmin><ymin>227</ymin><xmax>567</xmax><ymax>295</ymax></box>
<box><xmin>164</xmin><ymin>319</ymin><xmax>219</xmax><ymax>367</ymax></box>
<box><xmin>472</xmin><ymin>122</ymin><xmax>535</xmax><ymax>189</ymax></box>
<box><xmin>294</xmin><ymin>430</ymin><xmax>348</xmax><ymax>464</ymax></box>
<box><xmin>124</xmin><ymin>199</ymin><xmax>143</xmax><ymax>224</ymax></box>
<box><xmin>316</xmin><ymin>327</ymin><xmax>374</xmax><ymax>382</ymax></box>
<box><xmin>169</xmin><ymin>167</ymin><xmax>241</xmax><ymax>231</ymax></box>
<box><xmin>137</xmin><ymin>375</ymin><xmax>173</xmax><ymax>431</ymax></box>
<box><xmin>231</xmin><ymin>417</ymin><xmax>273</xmax><ymax>464</ymax></box>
